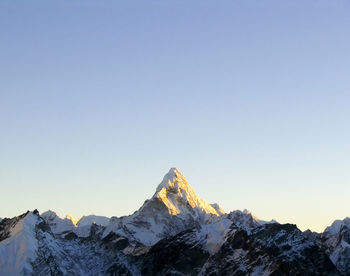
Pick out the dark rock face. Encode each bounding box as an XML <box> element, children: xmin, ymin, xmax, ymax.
<box><xmin>139</xmin><ymin>229</ymin><xmax>209</xmax><ymax>276</ymax></box>
<box><xmin>105</xmin><ymin>263</ymin><xmax>133</xmax><ymax>276</ymax></box>
<box><xmin>203</xmin><ymin>224</ymin><xmax>339</xmax><ymax>276</ymax></box>
<box><xmin>102</xmin><ymin>232</ymin><xmax>130</xmax><ymax>251</ymax></box>
<box><xmin>64</xmin><ymin>232</ymin><xmax>78</xmax><ymax>240</ymax></box>
<box><xmin>319</xmin><ymin>224</ymin><xmax>350</xmax><ymax>275</ymax></box>
<box><xmin>2</xmin><ymin>210</ymin><xmax>350</xmax><ymax>275</ymax></box>
<box><xmin>3</xmin><ymin>170</ymin><xmax>350</xmax><ymax>275</ymax></box>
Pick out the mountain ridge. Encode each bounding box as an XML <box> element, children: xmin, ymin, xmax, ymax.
<box><xmin>1</xmin><ymin>168</ymin><xmax>349</xmax><ymax>275</ymax></box>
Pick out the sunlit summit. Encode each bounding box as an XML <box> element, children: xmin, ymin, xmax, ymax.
<box><xmin>1</xmin><ymin>0</ymin><xmax>349</xmax><ymax>274</ymax></box>
<box><xmin>1</xmin><ymin>168</ymin><xmax>349</xmax><ymax>274</ymax></box>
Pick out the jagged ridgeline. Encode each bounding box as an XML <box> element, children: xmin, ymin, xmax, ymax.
<box><xmin>0</xmin><ymin>168</ymin><xmax>349</xmax><ymax>275</ymax></box>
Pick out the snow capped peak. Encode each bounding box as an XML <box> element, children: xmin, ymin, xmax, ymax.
<box><xmin>154</xmin><ymin>168</ymin><xmax>224</xmax><ymax>217</ymax></box>
<box><xmin>156</xmin><ymin>167</ymin><xmax>184</xmax><ymax>192</ymax></box>
<box><xmin>243</xmin><ymin>209</ymin><xmax>260</xmax><ymax>221</ymax></box>
<box><xmin>103</xmin><ymin>168</ymin><xmax>225</xmax><ymax>246</ymax></box>
<box><xmin>77</xmin><ymin>215</ymin><xmax>110</xmax><ymax>227</ymax></box>
<box><xmin>65</xmin><ymin>214</ymin><xmax>81</xmax><ymax>226</ymax></box>
<box><xmin>324</xmin><ymin>217</ymin><xmax>350</xmax><ymax>236</ymax></box>
<box><xmin>41</xmin><ymin>210</ymin><xmax>75</xmax><ymax>235</ymax></box>
<box><xmin>41</xmin><ymin>210</ymin><xmax>58</xmax><ymax>220</ymax></box>
<box><xmin>211</xmin><ymin>203</ymin><xmax>225</xmax><ymax>215</ymax></box>
<box><xmin>0</xmin><ymin>211</ymin><xmax>39</xmax><ymax>275</ymax></box>
<box><xmin>40</xmin><ymin>211</ymin><xmax>108</xmax><ymax>237</ymax></box>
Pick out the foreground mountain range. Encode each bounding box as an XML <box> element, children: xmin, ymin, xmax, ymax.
<box><xmin>1</xmin><ymin>168</ymin><xmax>349</xmax><ymax>275</ymax></box>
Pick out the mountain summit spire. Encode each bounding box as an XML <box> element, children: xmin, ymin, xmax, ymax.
<box><xmin>154</xmin><ymin>168</ymin><xmax>224</xmax><ymax>217</ymax></box>
<box><xmin>156</xmin><ymin>168</ymin><xmax>188</xmax><ymax>192</ymax></box>
<box><xmin>103</xmin><ymin>167</ymin><xmax>226</xmax><ymax>246</ymax></box>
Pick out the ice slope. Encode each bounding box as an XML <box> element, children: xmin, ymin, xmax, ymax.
<box><xmin>0</xmin><ymin>212</ymin><xmax>39</xmax><ymax>275</ymax></box>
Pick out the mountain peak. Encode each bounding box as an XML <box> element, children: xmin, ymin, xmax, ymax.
<box><xmin>65</xmin><ymin>214</ymin><xmax>81</xmax><ymax>226</ymax></box>
<box><xmin>156</xmin><ymin>167</ymin><xmax>186</xmax><ymax>192</ymax></box>
<box><xmin>154</xmin><ymin>168</ymin><xmax>224</xmax><ymax>217</ymax></box>
<box><xmin>324</xmin><ymin>217</ymin><xmax>350</xmax><ymax>236</ymax></box>
<box><xmin>103</xmin><ymin>168</ymin><xmax>225</xmax><ymax>246</ymax></box>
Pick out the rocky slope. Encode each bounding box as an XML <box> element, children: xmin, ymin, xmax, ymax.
<box><xmin>0</xmin><ymin>168</ymin><xmax>349</xmax><ymax>275</ymax></box>
<box><xmin>318</xmin><ymin>218</ymin><xmax>350</xmax><ymax>275</ymax></box>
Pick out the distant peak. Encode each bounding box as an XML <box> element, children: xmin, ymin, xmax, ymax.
<box><xmin>242</xmin><ymin>209</ymin><xmax>260</xmax><ymax>221</ymax></box>
<box><xmin>166</xmin><ymin>167</ymin><xmax>181</xmax><ymax>178</ymax></box>
<box><xmin>156</xmin><ymin>167</ymin><xmax>186</xmax><ymax>192</ymax></box>
<box><xmin>324</xmin><ymin>217</ymin><xmax>350</xmax><ymax>235</ymax></box>
<box><xmin>41</xmin><ymin>210</ymin><xmax>58</xmax><ymax>219</ymax></box>
<box><xmin>153</xmin><ymin>168</ymin><xmax>224</xmax><ymax>217</ymax></box>
<box><xmin>65</xmin><ymin>214</ymin><xmax>81</xmax><ymax>226</ymax></box>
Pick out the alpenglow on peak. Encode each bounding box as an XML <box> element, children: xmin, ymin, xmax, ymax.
<box><xmin>154</xmin><ymin>168</ymin><xmax>225</xmax><ymax>217</ymax></box>
<box><xmin>156</xmin><ymin>167</ymin><xmax>188</xmax><ymax>192</ymax></box>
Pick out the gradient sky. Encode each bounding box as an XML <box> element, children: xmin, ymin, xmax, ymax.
<box><xmin>1</xmin><ymin>0</ymin><xmax>350</xmax><ymax>232</ymax></box>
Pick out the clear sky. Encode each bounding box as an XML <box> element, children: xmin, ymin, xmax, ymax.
<box><xmin>1</xmin><ymin>0</ymin><xmax>349</xmax><ymax>232</ymax></box>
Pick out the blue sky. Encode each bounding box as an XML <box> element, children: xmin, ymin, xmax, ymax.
<box><xmin>1</xmin><ymin>0</ymin><xmax>350</xmax><ymax>232</ymax></box>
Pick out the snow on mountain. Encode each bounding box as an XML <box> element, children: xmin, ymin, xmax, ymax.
<box><xmin>103</xmin><ymin>168</ymin><xmax>226</xmax><ymax>246</ymax></box>
<box><xmin>41</xmin><ymin>210</ymin><xmax>75</xmax><ymax>235</ymax></box>
<box><xmin>320</xmin><ymin>217</ymin><xmax>350</xmax><ymax>274</ymax></box>
<box><xmin>197</xmin><ymin>217</ymin><xmax>233</xmax><ymax>254</ymax></box>
<box><xmin>65</xmin><ymin>214</ymin><xmax>81</xmax><ymax>226</ymax></box>
<box><xmin>2</xmin><ymin>167</ymin><xmax>349</xmax><ymax>275</ymax></box>
<box><xmin>40</xmin><ymin>211</ymin><xmax>110</xmax><ymax>238</ymax></box>
<box><xmin>0</xmin><ymin>208</ymin><xmax>342</xmax><ymax>276</ymax></box>
<box><xmin>154</xmin><ymin>168</ymin><xmax>224</xmax><ymax>218</ymax></box>
<box><xmin>201</xmin><ymin>223</ymin><xmax>338</xmax><ymax>275</ymax></box>
<box><xmin>196</xmin><ymin>209</ymin><xmax>267</xmax><ymax>255</ymax></box>
<box><xmin>77</xmin><ymin>215</ymin><xmax>110</xmax><ymax>227</ymax></box>
<box><xmin>226</xmin><ymin>209</ymin><xmax>261</xmax><ymax>231</ymax></box>
<box><xmin>0</xmin><ymin>211</ymin><xmax>131</xmax><ymax>275</ymax></box>
<box><xmin>0</xmin><ymin>211</ymin><xmax>39</xmax><ymax>275</ymax></box>
<box><xmin>324</xmin><ymin>217</ymin><xmax>350</xmax><ymax>236</ymax></box>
